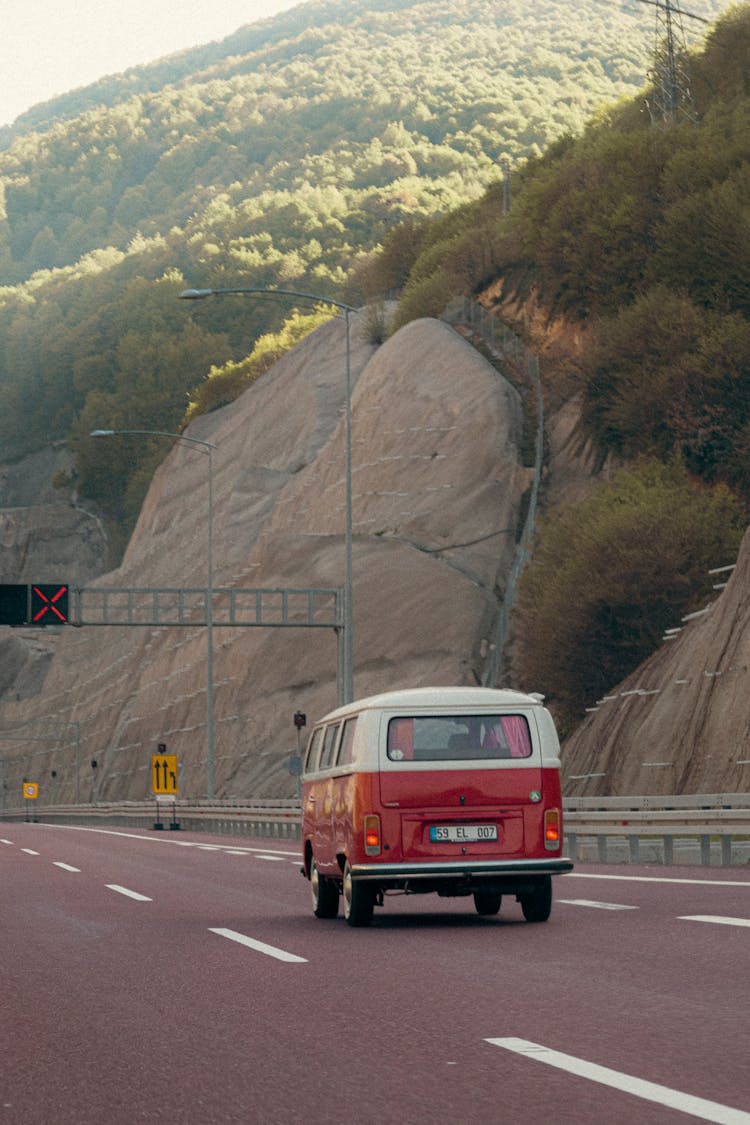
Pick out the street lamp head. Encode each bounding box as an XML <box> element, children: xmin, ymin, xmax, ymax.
<box><xmin>89</xmin><ymin>427</ymin><xmax>215</xmax><ymax>451</ymax></box>
<box><xmin>179</xmin><ymin>288</ymin><xmax>214</xmax><ymax>300</ymax></box>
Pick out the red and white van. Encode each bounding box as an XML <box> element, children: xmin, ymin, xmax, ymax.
<box><xmin>301</xmin><ymin>686</ymin><xmax>573</xmax><ymax>926</ymax></box>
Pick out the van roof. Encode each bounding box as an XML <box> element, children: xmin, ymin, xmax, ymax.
<box><xmin>315</xmin><ymin>686</ymin><xmax>546</xmax><ymax>724</ymax></box>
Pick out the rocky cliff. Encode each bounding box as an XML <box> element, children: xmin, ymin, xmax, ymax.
<box><xmin>0</xmin><ymin>444</ymin><xmax>109</xmax><ymax>584</ymax></box>
<box><xmin>561</xmin><ymin>524</ymin><xmax>749</xmax><ymax>796</ymax></box>
<box><xmin>0</xmin><ymin>317</ymin><xmax>527</xmax><ymax>802</ymax></box>
<box><xmin>0</xmin><ymin>445</ymin><xmax>109</xmax><ymax>708</ymax></box>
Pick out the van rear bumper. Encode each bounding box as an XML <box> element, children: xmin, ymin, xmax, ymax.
<box><xmin>350</xmin><ymin>857</ymin><xmax>573</xmax><ymax>881</ymax></box>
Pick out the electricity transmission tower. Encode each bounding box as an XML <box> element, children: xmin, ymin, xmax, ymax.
<box><xmin>637</xmin><ymin>0</ymin><xmax>709</xmax><ymax>125</ymax></box>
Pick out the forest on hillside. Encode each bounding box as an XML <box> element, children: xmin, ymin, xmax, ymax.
<box><xmin>0</xmin><ymin>0</ymin><xmax>743</xmax><ymax>729</ymax></box>
<box><xmin>388</xmin><ymin>4</ymin><xmax>750</xmax><ymax>500</ymax></box>
<box><xmin>0</xmin><ymin>0</ymin><xmax>724</xmax><ymax>528</ymax></box>
<box><xmin>374</xmin><ymin>4</ymin><xmax>750</xmax><ymax>729</ymax></box>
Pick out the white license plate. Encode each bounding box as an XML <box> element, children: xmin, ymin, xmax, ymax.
<box><xmin>429</xmin><ymin>824</ymin><xmax>498</xmax><ymax>843</ymax></box>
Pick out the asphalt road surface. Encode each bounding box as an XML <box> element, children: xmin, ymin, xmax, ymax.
<box><xmin>2</xmin><ymin>822</ymin><xmax>749</xmax><ymax>1124</ymax></box>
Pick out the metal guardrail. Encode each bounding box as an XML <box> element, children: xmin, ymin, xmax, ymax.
<box><xmin>563</xmin><ymin>794</ymin><xmax>750</xmax><ymax>867</ymax></box>
<box><xmin>565</xmin><ymin>793</ymin><xmax>750</xmax><ymax>810</ymax></box>
<box><xmin>1</xmin><ymin>799</ymin><xmax>304</xmax><ymax>841</ymax></box>
<box><xmin>4</xmin><ymin>794</ymin><xmax>749</xmax><ymax>866</ymax></box>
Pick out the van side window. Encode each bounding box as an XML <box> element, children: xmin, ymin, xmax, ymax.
<box><xmin>304</xmin><ymin>727</ymin><xmax>324</xmax><ymax>773</ymax></box>
<box><xmin>388</xmin><ymin>714</ymin><xmax>532</xmax><ymax>760</ymax></box>
<box><xmin>337</xmin><ymin>717</ymin><xmax>358</xmax><ymax>766</ymax></box>
<box><xmin>318</xmin><ymin>722</ymin><xmax>341</xmax><ymax>769</ymax></box>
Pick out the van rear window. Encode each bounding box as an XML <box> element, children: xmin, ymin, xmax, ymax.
<box><xmin>387</xmin><ymin>714</ymin><xmax>532</xmax><ymax>761</ymax></box>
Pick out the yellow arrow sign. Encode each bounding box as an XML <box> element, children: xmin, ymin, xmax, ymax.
<box><xmin>151</xmin><ymin>754</ymin><xmax>178</xmax><ymax>795</ymax></box>
<box><xmin>23</xmin><ymin>782</ymin><xmax>38</xmax><ymax>799</ymax></box>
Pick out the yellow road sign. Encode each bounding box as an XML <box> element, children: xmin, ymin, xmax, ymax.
<box><xmin>151</xmin><ymin>754</ymin><xmax>178</xmax><ymax>795</ymax></box>
<box><xmin>23</xmin><ymin>782</ymin><xmax>38</xmax><ymax>799</ymax></box>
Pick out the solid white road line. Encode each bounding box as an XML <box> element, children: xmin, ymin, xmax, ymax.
<box><xmin>557</xmin><ymin>899</ymin><xmax>638</xmax><ymax>910</ymax></box>
<box><xmin>53</xmin><ymin>862</ymin><xmax>80</xmax><ymax>872</ymax></box>
<box><xmin>486</xmin><ymin>1038</ymin><xmax>750</xmax><ymax>1124</ymax></box>
<box><xmin>30</xmin><ymin>824</ymin><xmax>302</xmax><ymax>858</ymax></box>
<box><xmin>105</xmin><ymin>884</ymin><xmax>152</xmax><ymax>901</ymax></box>
<box><xmin>209</xmin><ymin>927</ymin><xmax>307</xmax><ymax>963</ymax></box>
<box><xmin>564</xmin><ymin>872</ymin><xmax>750</xmax><ymax>888</ymax></box>
<box><xmin>679</xmin><ymin>915</ymin><xmax>750</xmax><ymax>929</ymax></box>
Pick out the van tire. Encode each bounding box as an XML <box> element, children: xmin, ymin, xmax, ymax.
<box><xmin>343</xmin><ymin>861</ymin><xmax>373</xmax><ymax>927</ymax></box>
<box><xmin>473</xmin><ymin>890</ymin><xmax>502</xmax><ymax>916</ymax></box>
<box><xmin>311</xmin><ymin>859</ymin><xmax>339</xmax><ymax>919</ymax></box>
<box><xmin>520</xmin><ymin>876</ymin><xmax>552</xmax><ymax>922</ymax></box>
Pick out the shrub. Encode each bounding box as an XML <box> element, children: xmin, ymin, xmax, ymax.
<box><xmin>182</xmin><ymin>308</ymin><xmax>334</xmax><ymax>426</ymax></box>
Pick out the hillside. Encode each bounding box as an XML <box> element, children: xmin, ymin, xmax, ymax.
<box><xmin>0</xmin><ymin>0</ymin><xmax>725</xmax><ymax>524</ymax></box>
<box><xmin>1</xmin><ymin>0</ymin><xmax>747</xmax><ymax>801</ymax></box>
<box><xmin>383</xmin><ymin>4</ymin><xmax>750</xmax><ymax>745</ymax></box>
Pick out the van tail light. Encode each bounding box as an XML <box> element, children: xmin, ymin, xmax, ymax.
<box><xmin>544</xmin><ymin>808</ymin><xmax>561</xmax><ymax>851</ymax></box>
<box><xmin>364</xmin><ymin>814</ymin><xmax>381</xmax><ymax>856</ymax></box>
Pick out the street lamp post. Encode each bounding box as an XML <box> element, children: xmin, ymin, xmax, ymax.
<box><xmin>179</xmin><ymin>286</ymin><xmax>356</xmax><ymax>704</ymax></box>
<box><xmin>90</xmin><ymin>428</ymin><xmax>217</xmax><ymax>798</ymax></box>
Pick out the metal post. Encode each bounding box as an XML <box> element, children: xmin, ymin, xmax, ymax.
<box><xmin>206</xmin><ymin>443</ymin><xmax>215</xmax><ymax>798</ymax></box>
<box><xmin>343</xmin><ymin>307</ymin><xmax>354</xmax><ymax>705</ymax></box>
<box><xmin>721</xmin><ymin>835</ymin><xmax>732</xmax><ymax>866</ymax></box>
<box><xmin>700</xmin><ymin>834</ymin><xmax>711</xmax><ymax>865</ymax></box>
<box><xmin>179</xmin><ymin>286</ymin><xmax>358</xmax><ymax>704</ymax></box>
<box><xmin>74</xmin><ymin>721</ymin><xmax>80</xmax><ymax>805</ymax></box>
<box><xmin>90</xmin><ymin>428</ymin><xmax>217</xmax><ymax>798</ymax></box>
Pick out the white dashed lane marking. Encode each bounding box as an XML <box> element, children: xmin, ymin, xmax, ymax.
<box><xmin>558</xmin><ymin>899</ymin><xmax>638</xmax><ymax>911</ymax></box>
<box><xmin>679</xmin><ymin>915</ymin><xmax>750</xmax><ymax>929</ymax></box>
<box><xmin>105</xmin><ymin>884</ymin><xmax>152</xmax><ymax>902</ymax></box>
<box><xmin>209</xmin><ymin>927</ymin><xmax>307</xmax><ymax>963</ymax></box>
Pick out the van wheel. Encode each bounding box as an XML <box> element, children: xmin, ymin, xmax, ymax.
<box><xmin>311</xmin><ymin>859</ymin><xmax>339</xmax><ymax>919</ymax></box>
<box><xmin>520</xmin><ymin>876</ymin><xmax>552</xmax><ymax>923</ymax></box>
<box><xmin>473</xmin><ymin>890</ymin><xmax>502</xmax><ymax>916</ymax></box>
<box><xmin>343</xmin><ymin>861</ymin><xmax>373</xmax><ymax>927</ymax></box>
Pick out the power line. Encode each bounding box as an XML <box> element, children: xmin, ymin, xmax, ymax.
<box><xmin>630</xmin><ymin>0</ymin><xmax>708</xmax><ymax>25</ymax></box>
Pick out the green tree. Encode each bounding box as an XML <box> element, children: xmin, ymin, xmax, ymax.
<box><xmin>580</xmin><ymin>288</ymin><xmax>750</xmax><ymax>496</ymax></box>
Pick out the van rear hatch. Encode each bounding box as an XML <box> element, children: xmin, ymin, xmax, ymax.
<box><xmin>378</xmin><ymin>711</ymin><xmax>544</xmax><ymax>859</ymax></box>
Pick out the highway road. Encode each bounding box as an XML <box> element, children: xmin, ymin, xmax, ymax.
<box><xmin>2</xmin><ymin>822</ymin><xmax>749</xmax><ymax>1124</ymax></box>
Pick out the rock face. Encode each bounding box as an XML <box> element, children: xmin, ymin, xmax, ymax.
<box><xmin>0</xmin><ymin>446</ymin><xmax>110</xmax><ymax>706</ymax></box>
<box><xmin>0</xmin><ymin>317</ymin><xmax>526</xmax><ymax>802</ymax></box>
<box><xmin>0</xmin><ymin>446</ymin><xmax>109</xmax><ymax>584</ymax></box>
<box><xmin>562</xmin><ymin>523</ymin><xmax>750</xmax><ymax>797</ymax></box>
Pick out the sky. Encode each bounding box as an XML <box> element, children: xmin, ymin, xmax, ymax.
<box><xmin>0</xmin><ymin>1</ymin><xmax>303</xmax><ymax>129</ymax></box>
